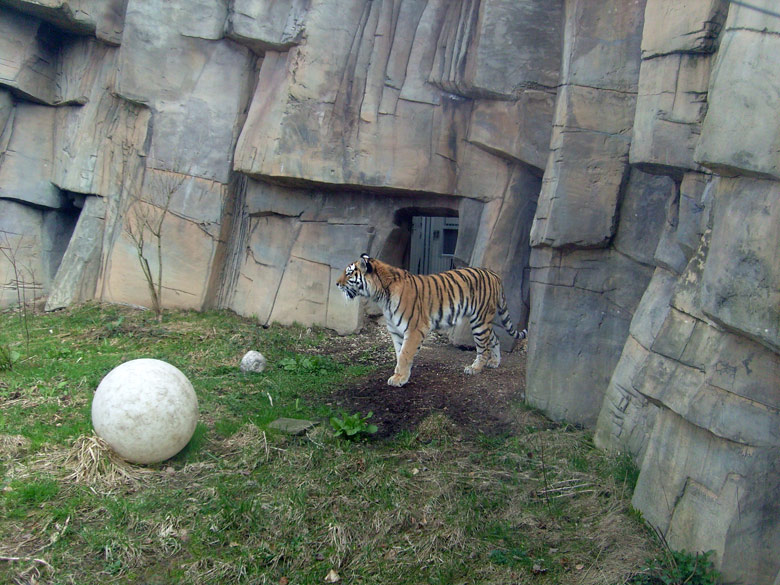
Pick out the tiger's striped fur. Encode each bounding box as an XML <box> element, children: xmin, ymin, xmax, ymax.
<box><xmin>336</xmin><ymin>254</ymin><xmax>527</xmax><ymax>387</ymax></box>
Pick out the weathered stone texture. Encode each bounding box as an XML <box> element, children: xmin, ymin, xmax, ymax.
<box><xmin>0</xmin><ymin>6</ymin><xmax>59</xmax><ymax>103</ymax></box>
<box><xmin>634</xmin><ymin>409</ymin><xmax>780</xmax><ymax>585</ymax></box>
<box><xmin>694</xmin><ymin>0</ymin><xmax>780</xmax><ymax>178</ymax></box>
<box><xmin>526</xmin><ymin>246</ymin><xmax>655</xmax><ymax>427</ymax></box>
<box><xmin>229</xmin><ymin>213</ymin><xmax>297</xmax><ymax>325</ymax></box>
<box><xmin>630</xmin><ymin>52</ymin><xmax>712</xmax><ymax>173</ymax></box>
<box><xmin>598</xmin><ymin>258</ymin><xmax>780</xmax><ymax>582</ymax></box>
<box><xmin>430</xmin><ymin>0</ymin><xmax>562</xmax><ymax>98</ymax></box>
<box><xmin>0</xmin><ymin>89</ymin><xmax>12</xmax><ymax>133</ymax></box>
<box><xmin>700</xmin><ymin>177</ymin><xmax>780</xmax><ymax>353</ymax></box>
<box><xmin>0</xmin><ymin>103</ymin><xmax>61</xmax><ymax>208</ymax></box>
<box><xmin>234</xmin><ymin>0</ymin><xmax>557</xmax><ymax>197</ymax></box>
<box><xmin>525</xmin><ymin>0</ymin><xmax>656</xmax><ymax>428</ymax></box>
<box><xmin>530</xmin><ymin>0</ymin><xmax>644</xmax><ymax>248</ymax></box>
<box><xmin>467</xmin><ymin>89</ymin><xmax>555</xmax><ymax>171</ymax></box>
<box><xmin>226</xmin><ymin>0</ymin><xmax>309</xmax><ymax>52</ymax></box>
<box><xmin>593</xmin><ymin>267</ymin><xmax>678</xmax><ymax>460</ymax></box>
<box><xmin>528</xmin><ymin>2</ymin><xmax>779</xmax><ymax>578</ymax></box>
<box><xmin>565</xmin><ymin>0</ymin><xmax>645</xmax><ymax>92</ymax></box>
<box><xmin>53</xmin><ymin>41</ymin><xmax>151</xmax><ymax>198</ymax></box>
<box><xmin>0</xmin><ymin>200</ymin><xmax>42</xmax><ymax>306</ymax></box>
<box><xmin>0</xmin><ymin>0</ymin><xmax>128</xmax><ymax>41</ymax></box>
<box><xmin>641</xmin><ymin>0</ymin><xmax>728</xmax><ymax>57</ymax></box>
<box><xmin>653</xmin><ymin>172</ymin><xmax>713</xmax><ymax>275</ymax></box>
<box><xmin>101</xmin><ymin>198</ymin><xmax>221</xmax><ymax>310</ymax></box>
<box><xmin>637</xmin><ymin>325</ymin><xmax>780</xmax><ymax>448</ymax></box>
<box><xmin>0</xmin><ymin>198</ymin><xmax>76</xmax><ymax>306</ymax></box>
<box><xmin>613</xmin><ymin>169</ymin><xmax>676</xmax><ymax>266</ymax></box>
<box><xmin>594</xmin><ymin>173</ymin><xmax>780</xmax><ymax>584</ymax></box>
<box><xmin>117</xmin><ymin>0</ymin><xmax>254</xmax><ymax>182</ymax></box>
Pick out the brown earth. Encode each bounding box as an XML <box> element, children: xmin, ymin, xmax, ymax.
<box><xmin>316</xmin><ymin>317</ymin><xmax>544</xmax><ymax>439</ymax></box>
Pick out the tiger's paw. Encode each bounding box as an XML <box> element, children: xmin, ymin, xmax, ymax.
<box><xmin>465</xmin><ymin>356</ymin><xmax>488</xmax><ymax>375</ymax></box>
<box><xmin>485</xmin><ymin>353</ymin><xmax>501</xmax><ymax>368</ymax></box>
<box><xmin>387</xmin><ymin>374</ymin><xmax>409</xmax><ymax>387</ymax></box>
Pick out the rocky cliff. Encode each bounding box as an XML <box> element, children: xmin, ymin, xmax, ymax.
<box><xmin>0</xmin><ymin>1</ymin><xmax>777</xmax><ymax>583</ymax></box>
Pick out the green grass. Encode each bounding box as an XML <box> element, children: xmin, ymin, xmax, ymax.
<box><xmin>0</xmin><ymin>303</ymin><xmax>693</xmax><ymax>585</ymax></box>
<box><xmin>629</xmin><ymin>549</ymin><xmax>721</xmax><ymax>585</ymax></box>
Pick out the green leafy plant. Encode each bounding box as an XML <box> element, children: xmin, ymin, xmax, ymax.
<box><xmin>330</xmin><ymin>411</ymin><xmax>378</xmax><ymax>439</ymax></box>
<box><xmin>631</xmin><ymin>549</ymin><xmax>721</xmax><ymax>585</ymax></box>
<box><xmin>0</xmin><ymin>343</ymin><xmax>20</xmax><ymax>371</ymax></box>
<box><xmin>279</xmin><ymin>354</ymin><xmax>333</xmax><ymax>374</ymax></box>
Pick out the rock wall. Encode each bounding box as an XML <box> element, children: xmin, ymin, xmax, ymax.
<box><xmin>0</xmin><ymin>1</ymin><xmax>777</xmax><ymax>583</ymax></box>
<box><xmin>583</xmin><ymin>2</ymin><xmax>779</xmax><ymax>583</ymax></box>
<box><xmin>0</xmin><ymin>0</ymin><xmax>550</xmax><ymax>332</ymax></box>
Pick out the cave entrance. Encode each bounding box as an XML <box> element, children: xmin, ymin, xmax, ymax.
<box><xmin>409</xmin><ymin>216</ymin><xmax>459</xmax><ymax>274</ymax></box>
<box><xmin>46</xmin><ymin>192</ymin><xmax>83</xmax><ymax>282</ymax></box>
<box><xmin>377</xmin><ymin>206</ymin><xmax>460</xmax><ymax>275</ymax></box>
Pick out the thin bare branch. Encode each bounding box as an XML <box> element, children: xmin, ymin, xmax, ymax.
<box><xmin>122</xmin><ymin>163</ymin><xmax>191</xmax><ymax>322</ymax></box>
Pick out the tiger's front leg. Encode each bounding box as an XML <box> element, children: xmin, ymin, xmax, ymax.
<box><xmin>387</xmin><ymin>330</ymin><xmax>425</xmax><ymax>387</ymax></box>
<box><xmin>389</xmin><ymin>329</ymin><xmax>403</xmax><ymax>361</ymax></box>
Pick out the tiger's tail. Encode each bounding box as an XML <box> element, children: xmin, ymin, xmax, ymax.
<box><xmin>497</xmin><ymin>293</ymin><xmax>528</xmax><ymax>340</ymax></box>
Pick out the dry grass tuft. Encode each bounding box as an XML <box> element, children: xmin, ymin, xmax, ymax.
<box><xmin>61</xmin><ymin>434</ymin><xmax>153</xmax><ymax>486</ymax></box>
<box><xmin>0</xmin><ymin>434</ymin><xmax>31</xmax><ymax>459</ymax></box>
<box><xmin>416</xmin><ymin>412</ymin><xmax>460</xmax><ymax>444</ymax></box>
<box><xmin>220</xmin><ymin>423</ymin><xmax>265</xmax><ymax>454</ymax></box>
<box><xmin>0</xmin><ymin>556</ymin><xmax>53</xmax><ymax>585</ymax></box>
<box><xmin>214</xmin><ymin>423</ymin><xmax>271</xmax><ymax>472</ymax></box>
<box><xmin>185</xmin><ymin>558</ymin><xmax>250</xmax><ymax>585</ymax></box>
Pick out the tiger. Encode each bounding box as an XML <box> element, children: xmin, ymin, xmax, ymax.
<box><xmin>336</xmin><ymin>254</ymin><xmax>527</xmax><ymax>387</ymax></box>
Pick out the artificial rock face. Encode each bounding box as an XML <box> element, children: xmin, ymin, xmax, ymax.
<box><xmin>587</xmin><ymin>2</ymin><xmax>780</xmax><ymax>584</ymax></box>
<box><xmin>1</xmin><ymin>1</ymin><xmax>778</xmax><ymax>582</ymax></box>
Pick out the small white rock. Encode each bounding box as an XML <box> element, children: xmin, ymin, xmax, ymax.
<box><xmin>240</xmin><ymin>351</ymin><xmax>267</xmax><ymax>373</ymax></box>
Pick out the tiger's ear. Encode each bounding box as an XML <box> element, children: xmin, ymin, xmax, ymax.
<box><xmin>359</xmin><ymin>253</ymin><xmax>373</xmax><ymax>273</ymax></box>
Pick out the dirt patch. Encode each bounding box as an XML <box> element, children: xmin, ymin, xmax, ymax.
<box><xmin>321</xmin><ymin>317</ymin><xmax>542</xmax><ymax>439</ymax></box>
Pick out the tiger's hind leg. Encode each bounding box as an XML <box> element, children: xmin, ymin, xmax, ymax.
<box><xmin>464</xmin><ymin>320</ymin><xmax>494</xmax><ymax>375</ymax></box>
<box><xmin>486</xmin><ymin>331</ymin><xmax>501</xmax><ymax>368</ymax></box>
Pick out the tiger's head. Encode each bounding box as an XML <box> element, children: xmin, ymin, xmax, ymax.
<box><xmin>336</xmin><ymin>254</ymin><xmax>374</xmax><ymax>300</ymax></box>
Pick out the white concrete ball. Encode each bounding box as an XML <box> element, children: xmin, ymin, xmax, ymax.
<box><xmin>91</xmin><ymin>358</ymin><xmax>199</xmax><ymax>464</ymax></box>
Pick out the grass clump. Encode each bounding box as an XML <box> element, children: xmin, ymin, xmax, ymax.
<box><xmin>0</xmin><ymin>302</ymin><xmax>669</xmax><ymax>585</ymax></box>
<box><xmin>631</xmin><ymin>549</ymin><xmax>721</xmax><ymax>585</ymax></box>
<box><xmin>0</xmin><ymin>342</ymin><xmax>20</xmax><ymax>371</ymax></box>
<box><xmin>3</xmin><ymin>476</ymin><xmax>60</xmax><ymax>514</ymax></box>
